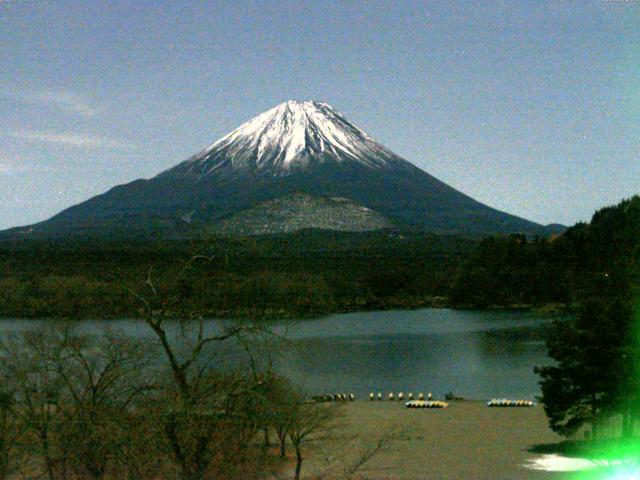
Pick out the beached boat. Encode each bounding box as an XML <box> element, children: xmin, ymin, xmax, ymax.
<box><xmin>405</xmin><ymin>400</ymin><xmax>449</xmax><ymax>409</ymax></box>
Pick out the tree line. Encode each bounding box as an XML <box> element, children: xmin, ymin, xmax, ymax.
<box><xmin>534</xmin><ymin>196</ymin><xmax>640</xmax><ymax>441</ymax></box>
<box><xmin>0</xmin><ymin>231</ymin><xmax>473</xmax><ymax>320</ymax></box>
<box><xmin>449</xmin><ymin>234</ymin><xmax>572</xmax><ymax>308</ymax></box>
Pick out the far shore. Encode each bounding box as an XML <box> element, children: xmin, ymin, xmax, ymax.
<box><xmin>0</xmin><ymin>301</ymin><xmax>572</xmax><ymax>322</ymax></box>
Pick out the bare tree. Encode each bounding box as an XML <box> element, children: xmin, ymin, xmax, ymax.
<box><xmin>0</xmin><ymin>327</ymin><xmax>156</xmax><ymax>480</ymax></box>
<box><xmin>297</xmin><ymin>426</ymin><xmax>408</xmax><ymax>480</ymax></box>
<box><xmin>0</xmin><ymin>328</ymin><xmax>68</xmax><ymax>480</ymax></box>
<box><xmin>260</xmin><ymin>377</ymin><xmax>298</xmax><ymax>459</ymax></box>
<box><xmin>125</xmin><ymin>264</ymin><xmax>276</xmax><ymax>480</ymax></box>
<box><xmin>0</xmin><ymin>388</ymin><xmax>23</xmax><ymax>480</ymax></box>
<box><xmin>236</xmin><ymin>329</ymin><xmax>283</xmax><ymax>453</ymax></box>
<box><xmin>337</xmin><ymin>428</ymin><xmax>407</xmax><ymax>480</ymax></box>
<box><xmin>0</xmin><ymin>304</ymin><xmax>290</xmax><ymax>480</ymax></box>
<box><xmin>288</xmin><ymin>401</ymin><xmax>342</xmax><ymax>480</ymax></box>
<box><xmin>53</xmin><ymin>330</ymin><xmax>155</xmax><ymax>480</ymax></box>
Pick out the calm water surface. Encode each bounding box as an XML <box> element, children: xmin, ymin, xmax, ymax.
<box><xmin>0</xmin><ymin>309</ymin><xmax>555</xmax><ymax>400</ymax></box>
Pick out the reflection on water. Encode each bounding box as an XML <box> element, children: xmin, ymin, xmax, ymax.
<box><xmin>266</xmin><ymin>309</ymin><xmax>555</xmax><ymax>400</ymax></box>
<box><xmin>0</xmin><ymin>308</ymin><xmax>558</xmax><ymax>400</ymax></box>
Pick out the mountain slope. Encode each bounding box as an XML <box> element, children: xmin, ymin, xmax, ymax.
<box><xmin>2</xmin><ymin>100</ymin><xmax>556</xmax><ymax>238</ymax></box>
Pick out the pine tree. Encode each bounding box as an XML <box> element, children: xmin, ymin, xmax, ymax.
<box><xmin>536</xmin><ymin>196</ymin><xmax>640</xmax><ymax>438</ymax></box>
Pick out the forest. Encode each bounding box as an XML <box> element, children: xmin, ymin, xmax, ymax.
<box><xmin>1</xmin><ymin>197</ymin><xmax>638</xmax><ymax>321</ymax></box>
<box><xmin>0</xmin><ymin>231</ymin><xmax>474</xmax><ymax>320</ymax></box>
<box><xmin>534</xmin><ymin>195</ymin><xmax>640</xmax><ymax>440</ymax></box>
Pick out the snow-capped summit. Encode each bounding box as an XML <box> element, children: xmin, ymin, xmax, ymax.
<box><xmin>174</xmin><ymin>100</ymin><xmax>405</xmax><ymax>177</ymax></box>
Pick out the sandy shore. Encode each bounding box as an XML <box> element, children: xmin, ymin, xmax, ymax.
<box><xmin>299</xmin><ymin>400</ymin><xmax>584</xmax><ymax>480</ymax></box>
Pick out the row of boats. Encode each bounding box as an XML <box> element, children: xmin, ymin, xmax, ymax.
<box><xmin>310</xmin><ymin>394</ymin><xmax>536</xmax><ymax>408</ymax></box>
<box><xmin>312</xmin><ymin>392</ymin><xmax>435</xmax><ymax>402</ymax></box>
<box><xmin>312</xmin><ymin>394</ymin><xmax>356</xmax><ymax>402</ymax></box>
<box><xmin>487</xmin><ymin>399</ymin><xmax>536</xmax><ymax>407</ymax></box>
<box><xmin>369</xmin><ymin>392</ymin><xmax>432</xmax><ymax>401</ymax></box>
<box><xmin>405</xmin><ymin>400</ymin><xmax>449</xmax><ymax>409</ymax></box>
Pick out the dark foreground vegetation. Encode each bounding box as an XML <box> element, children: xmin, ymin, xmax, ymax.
<box><xmin>0</xmin><ymin>316</ymin><xmax>344</xmax><ymax>480</ymax></box>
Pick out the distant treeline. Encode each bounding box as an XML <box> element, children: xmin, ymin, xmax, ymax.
<box><xmin>451</xmin><ymin>196</ymin><xmax>640</xmax><ymax>309</ymax></box>
<box><xmin>1</xmin><ymin>197</ymin><xmax>637</xmax><ymax>320</ymax></box>
<box><xmin>449</xmin><ymin>235</ymin><xmax>572</xmax><ymax>308</ymax></box>
<box><xmin>0</xmin><ymin>230</ymin><xmax>475</xmax><ymax>319</ymax></box>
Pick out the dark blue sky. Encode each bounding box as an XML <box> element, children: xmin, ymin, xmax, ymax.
<box><xmin>1</xmin><ymin>0</ymin><xmax>638</xmax><ymax>229</ymax></box>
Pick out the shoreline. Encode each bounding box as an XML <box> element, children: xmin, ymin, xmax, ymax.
<box><xmin>0</xmin><ymin>301</ymin><xmax>571</xmax><ymax>322</ymax></box>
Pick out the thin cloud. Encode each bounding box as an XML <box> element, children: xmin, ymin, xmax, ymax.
<box><xmin>7</xmin><ymin>130</ymin><xmax>136</xmax><ymax>150</ymax></box>
<box><xmin>0</xmin><ymin>88</ymin><xmax>100</xmax><ymax>116</ymax></box>
<box><xmin>0</xmin><ymin>154</ymin><xmax>61</xmax><ymax>174</ymax></box>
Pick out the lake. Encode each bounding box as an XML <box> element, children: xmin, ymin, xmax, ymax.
<box><xmin>0</xmin><ymin>308</ymin><xmax>556</xmax><ymax>401</ymax></box>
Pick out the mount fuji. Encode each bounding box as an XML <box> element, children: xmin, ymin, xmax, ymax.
<box><xmin>3</xmin><ymin>100</ymin><xmax>558</xmax><ymax>238</ymax></box>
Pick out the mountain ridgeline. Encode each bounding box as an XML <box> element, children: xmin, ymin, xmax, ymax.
<box><xmin>2</xmin><ymin>100</ymin><xmax>560</xmax><ymax>239</ymax></box>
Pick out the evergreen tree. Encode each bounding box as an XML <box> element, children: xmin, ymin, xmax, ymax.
<box><xmin>536</xmin><ymin>196</ymin><xmax>640</xmax><ymax>438</ymax></box>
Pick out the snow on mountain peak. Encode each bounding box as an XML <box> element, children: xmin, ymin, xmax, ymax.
<box><xmin>181</xmin><ymin>100</ymin><xmax>401</xmax><ymax>177</ymax></box>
